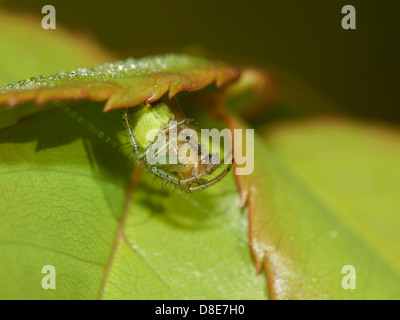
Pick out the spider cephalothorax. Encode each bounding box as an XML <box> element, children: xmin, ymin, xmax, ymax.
<box><xmin>122</xmin><ymin>102</ymin><xmax>233</xmax><ymax>192</ymax></box>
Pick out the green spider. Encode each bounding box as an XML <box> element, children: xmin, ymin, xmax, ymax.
<box><xmin>122</xmin><ymin>102</ymin><xmax>233</xmax><ymax>192</ymax></box>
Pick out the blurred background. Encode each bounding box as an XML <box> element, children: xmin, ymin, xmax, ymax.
<box><xmin>2</xmin><ymin>0</ymin><xmax>400</xmax><ymax>123</ymax></box>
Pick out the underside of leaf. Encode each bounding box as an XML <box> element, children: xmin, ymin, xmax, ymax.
<box><xmin>0</xmin><ymin>54</ymin><xmax>239</xmax><ymax>112</ymax></box>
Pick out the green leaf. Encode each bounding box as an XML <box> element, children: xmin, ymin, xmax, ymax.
<box><xmin>230</xmin><ymin>116</ymin><xmax>400</xmax><ymax>299</ymax></box>
<box><xmin>0</xmin><ymin>103</ymin><xmax>266</xmax><ymax>299</ymax></box>
<box><xmin>101</xmin><ymin>158</ymin><xmax>266</xmax><ymax>299</ymax></box>
<box><xmin>0</xmin><ymin>54</ymin><xmax>239</xmax><ymax>112</ymax></box>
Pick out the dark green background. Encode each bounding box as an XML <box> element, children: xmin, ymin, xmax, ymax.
<box><xmin>3</xmin><ymin>0</ymin><xmax>400</xmax><ymax>123</ymax></box>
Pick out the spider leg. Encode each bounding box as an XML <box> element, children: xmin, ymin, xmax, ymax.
<box><xmin>122</xmin><ymin>108</ymin><xmax>143</xmax><ymax>160</ymax></box>
<box><xmin>177</xmin><ymin>118</ymin><xmax>198</xmax><ymax>126</ymax></box>
<box><xmin>186</xmin><ymin>163</ymin><xmax>234</xmax><ymax>192</ymax></box>
<box><xmin>146</xmin><ymin>164</ymin><xmax>181</xmax><ymax>187</ymax></box>
<box><xmin>146</xmin><ymin>161</ymin><xmax>233</xmax><ymax>192</ymax></box>
<box><xmin>160</xmin><ymin>118</ymin><xmax>198</xmax><ymax>135</ymax></box>
<box><xmin>179</xmin><ymin>150</ymin><xmax>234</xmax><ymax>186</ymax></box>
